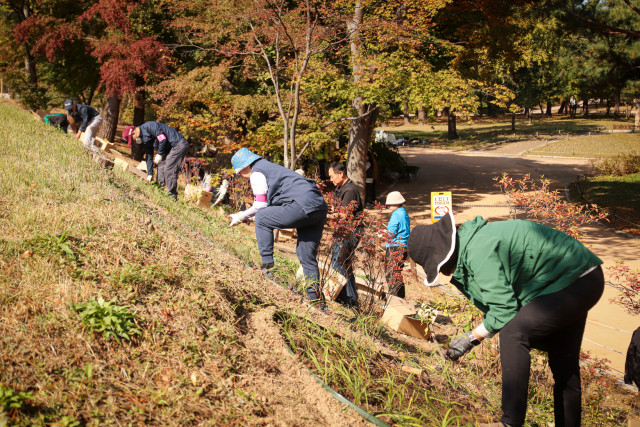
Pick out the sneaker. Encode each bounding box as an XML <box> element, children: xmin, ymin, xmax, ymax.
<box><xmin>261</xmin><ymin>262</ymin><xmax>275</xmax><ymax>279</ymax></box>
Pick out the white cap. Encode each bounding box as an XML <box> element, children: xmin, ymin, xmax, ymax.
<box><xmin>385</xmin><ymin>191</ymin><xmax>406</xmax><ymax>205</ymax></box>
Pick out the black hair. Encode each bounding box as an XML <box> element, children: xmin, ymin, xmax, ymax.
<box><xmin>329</xmin><ymin>162</ymin><xmax>347</xmax><ymax>175</ymax></box>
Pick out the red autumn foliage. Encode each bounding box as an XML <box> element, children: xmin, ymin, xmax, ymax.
<box><xmin>607</xmin><ymin>261</ymin><xmax>640</xmax><ymax>316</ymax></box>
<box><xmin>495</xmin><ymin>172</ymin><xmax>608</xmax><ymax>243</ymax></box>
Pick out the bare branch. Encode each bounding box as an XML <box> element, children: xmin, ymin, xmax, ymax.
<box><xmin>567</xmin><ymin>9</ymin><xmax>640</xmax><ymax>38</ymax></box>
<box><xmin>321</xmin><ymin>106</ymin><xmax>379</xmax><ymax>129</ymax></box>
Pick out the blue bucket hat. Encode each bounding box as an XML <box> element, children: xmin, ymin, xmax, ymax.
<box><xmin>63</xmin><ymin>99</ymin><xmax>74</xmax><ymax>111</ymax></box>
<box><xmin>231</xmin><ymin>148</ymin><xmax>261</xmax><ymax>173</ymax></box>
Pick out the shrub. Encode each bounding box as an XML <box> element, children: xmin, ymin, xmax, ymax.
<box><xmin>607</xmin><ymin>261</ymin><xmax>640</xmax><ymax>315</ymax></box>
<box><xmin>495</xmin><ymin>173</ymin><xmax>608</xmax><ymax>242</ymax></box>
<box><xmin>70</xmin><ymin>297</ymin><xmax>142</xmax><ymax>342</ymax></box>
<box><xmin>590</xmin><ymin>153</ymin><xmax>640</xmax><ymax>176</ymax></box>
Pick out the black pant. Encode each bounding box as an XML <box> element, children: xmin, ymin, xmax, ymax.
<box><xmin>385</xmin><ymin>246</ymin><xmax>407</xmax><ymax>298</ymax></box>
<box><xmin>499</xmin><ymin>266</ymin><xmax>604</xmax><ymax>427</ymax></box>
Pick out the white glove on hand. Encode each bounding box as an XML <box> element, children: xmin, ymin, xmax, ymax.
<box><xmin>146</xmin><ymin>175</ymin><xmax>153</xmax><ymax>182</ymax></box>
<box><xmin>228</xmin><ymin>213</ymin><xmax>243</xmax><ymax>227</ymax></box>
<box><xmin>154</xmin><ymin>154</ymin><xmax>162</xmax><ymax>164</ymax></box>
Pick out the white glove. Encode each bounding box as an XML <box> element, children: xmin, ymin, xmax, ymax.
<box><xmin>154</xmin><ymin>154</ymin><xmax>162</xmax><ymax>164</ymax></box>
<box><xmin>146</xmin><ymin>175</ymin><xmax>153</xmax><ymax>182</ymax></box>
<box><xmin>228</xmin><ymin>213</ymin><xmax>243</xmax><ymax>227</ymax></box>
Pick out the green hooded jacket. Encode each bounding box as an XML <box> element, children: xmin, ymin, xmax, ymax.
<box><xmin>451</xmin><ymin>217</ymin><xmax>603</xmax><ymax>334</ymax></box>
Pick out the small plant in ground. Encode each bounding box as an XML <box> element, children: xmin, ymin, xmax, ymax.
<box><xmin>495</xmin><ymin>173</ymin><xmax>608</xmax><ymax>242</ymax></box>
<box><xmin>412</xmin><ymin>299</ymin><xmax>440</xmax><ymax>325</ymax></box>
<box><xmin>607</xmin><ymin>261</ymin><xmax>640</xmax><ymax>315</ymax></box>
<box><xmin>580</xmin><ymin>352</ymin><xmax>619</xmax><ymax>424</ymax></box>
<box><xmin>0</xmin><ymin>385</ymin><xmax>33</xmax><ymax>413</ymax></box>
<box><xmin>29</xmin><ymin>230</ymin><xmax>81</xmax><ymax>264</ymax></box>
<box><xmin>70</xmin><ymin>297</ymin><xmax>142</xmax><ymax>342</ymax></box>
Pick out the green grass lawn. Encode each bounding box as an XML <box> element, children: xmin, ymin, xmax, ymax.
<box><xmin>379</xmin><ymin>114</ymin><xmax>636</xmax><ymax>150</ymax></box>
<box><xmin>526</xmin><ymin>133</ymin><xmax>640</xmax><ymax>157</ymax></box>
<box><xmin>570</xmin><ymin>172</ymin><xmax>640</xmax><ymax>236</ymax></box>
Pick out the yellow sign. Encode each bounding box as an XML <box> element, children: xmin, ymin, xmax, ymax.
<box><xmin>431</xmin><ymin>191</ymin><xmax>452</xmax><ymax>223</ymax></box>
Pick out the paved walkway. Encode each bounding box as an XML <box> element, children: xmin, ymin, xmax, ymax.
<box><xmin>388</xmin><ymin>143</ymin><xmax>638</xmax><ymax>380</ymax></box>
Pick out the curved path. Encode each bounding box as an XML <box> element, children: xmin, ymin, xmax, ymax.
<box><xmin>388</xmin><ymin>143</ymin><xmax>638</xmax><ymax>381</ymax></box>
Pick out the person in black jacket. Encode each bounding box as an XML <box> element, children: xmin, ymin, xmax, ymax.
<box><xmin>625</xmin><ymin>326</ymin><xmax>640</xmax><ymax>390</ymax></box>
<box><xmin>64</xmin><ymin>99</ymin><xmax>102</xmax><ymax>151</ymax></box>
<box><xmin>122</xmin><ymin>122</ymin><xmax>190</xmax><ymax>199</ymax></box>
<box><xmin>328</xmin><ymin>162</ymin><xmax>363</xmax><ymax>308</ymax></box>
<box><xmin>43</xmin><ymin>113</ymin><xmax>69</xmax><ymax>133</ymax></box>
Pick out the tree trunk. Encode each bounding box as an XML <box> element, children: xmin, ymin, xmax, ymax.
<box><xmin>347</xmin><ymin>102</ymin><xmax>377</xmax><ymax>198</ymax></box>
<box><xmin>478</xmin><ymin>94</ymin><xmax>483</xmax><ymax>117</ymax></box>
<box><xmin>446</xmin><ymin>108</ymin><xmax>458</xmax><ymax>140</ymax></box>
<box><xmin>99</xmin><ymin>93</ymin><xmax>120</xmax><ymax>143</ymax></box>
<box><xmin>346</xmin><ymin>0</ymin><xmax>374</xmax><ymax>200</ymax></box>
<box><xmin>582</xmin><ymin>99</ymin><xmax>589</xmax><ymax>116</ymax></box>
<box><xmin>487</xmin><ymin>101</ymin><xmax>496</xmax><ymax>117</ymax></box>
<box><xmin>558</xmin><ymin>100</ymin><xmax>566</xmax><ymax>115</ymax></box>
<box><xmin>511</xmin><ymin>112</ymin><xmax>516</xmax><ymax>131</ymax></box>
<box><xmin>128</xmin><ymin>79</ymin><xmax>146</xmax><ymax>161</ymax></box>
<box><xmin>24</xmin><ymin>49</ymin><xmax>37</xmax><ymax>87</ymax></box>
<box><xmin>133</xmin><ymin>75</ymin><xmax>145</xmax><ymax>126</ymax></box>
<box><xmin>417</xmin><ymin>106</ymin><xmax>425</xmax><ymax>125</ymax></box>
<box><xmin>403</xmin><ymin>100</ymin><xmax>410</xmax><ymax>125</ymax></box>
<box><xmin>546</xmin><ymin>101</ymin><xmax>552</xmax><ymax>116</ymax></box>
<box><xmin>606</xmin><ymin>99</ymin><xmax>611</xmax><ymax>116</ymax></box>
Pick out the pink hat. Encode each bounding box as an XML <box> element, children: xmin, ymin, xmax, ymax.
<box><xmin>122</xmin><ymin>125</ymin><xmax>135</xmax><ymax>147</ymax></box>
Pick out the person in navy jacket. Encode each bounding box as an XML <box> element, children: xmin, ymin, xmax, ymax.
<box><xmin>64</xmin><ymin>99</ymin><xmax>103</xmax><ymax>151</ymax></box>
<box><xmin>228</xmin><ymin>148</ymin><xmax>328</xmax><ymax>304</ymax></box>
<box><xmin>122</xmin><ymin>122</ymin><xmax>190</xmax><ymax>199</ymax></box>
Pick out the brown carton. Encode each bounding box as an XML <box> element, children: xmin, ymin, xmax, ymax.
<box><xmin>380</xmin><ymin>295</ymin><xmax>431</xmax><ymax>339</ymax></box>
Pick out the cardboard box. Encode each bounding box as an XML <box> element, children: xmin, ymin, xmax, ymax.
<box><xmin>380</xmin><ymin>295</ymin><xmax>431</xmax><ymax>339</ymax></box>
<box><xmin>114</xmin><ymin>157</ymin><xmax>130</xmax><ymax>172</ymax></box>
<box><xmin>95</xmin><ymin>137</ymin><xmax>114</xmax><ymax>153</ymax></box>
<box><xmin>355</xmin><ymin>275</ymin><xmax>387</xmax><ymax>298</ymax></box>
<box><xmin>184</xmin><ymin>184</ymin><xmax>213</xmax><ymax>207</ymax></box>
<box><xmin>296</xmin><ymin>262</ymin><xmax>346</xmax><ymax>301</ymax></box>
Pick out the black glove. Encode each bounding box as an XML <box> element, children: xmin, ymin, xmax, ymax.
<box><xmin>445</xmin><ymin>331</ymin><xmax>479</xmax><ymax>361</ymax></box>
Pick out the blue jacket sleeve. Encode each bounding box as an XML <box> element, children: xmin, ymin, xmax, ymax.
<box><xmin>387</xmin><ymin>212</ymin><xmax>400</xmax><ymax>246</ymax></box>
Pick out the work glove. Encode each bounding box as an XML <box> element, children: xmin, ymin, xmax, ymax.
<box><xmin>445</xmin><ymin>331</ymin><xmax>479</xmax><ymax>361</ymax></box>
<box><xmin>146</xmin><ymin>175</ymin><xmax>153</xmax><ymax>183</ymax></box>
<box><xmin>154</xmin><ymin>154</ymin><xmax>163</xmax><ymax>165</ymax></box>
<box><xmin>228</xmin><ymin>213</ymin><xmax>243</xmax><ymax>227</ymax></box>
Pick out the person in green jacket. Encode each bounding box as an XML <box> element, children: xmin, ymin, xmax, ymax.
<box><xmin>407</xmin><ymin>211</ymin><xmax>604</xmax><ymax>427</ymax></box>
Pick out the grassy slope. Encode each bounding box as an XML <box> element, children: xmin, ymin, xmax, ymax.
<box><xmin>0</xmin><ymin>101</ymin><xmax>319</xmax><ymax>425</ymax></box>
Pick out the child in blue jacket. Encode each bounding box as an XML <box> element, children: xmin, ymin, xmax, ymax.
<box><xmin>385</xmin><ymin>191</ymin><xmax>410</xmax><ymax>298</ymax></box>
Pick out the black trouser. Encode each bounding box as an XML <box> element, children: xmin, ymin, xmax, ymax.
<box><xmin>499</xmin><ymin>266</ymin><xmax>604</xmax><ymax>427</ymax></box>
<box><xmin>385</xmin><ymin>246</ymin><xmax>407</xmax><ymax>298</ymax></box>
<box><xmin>157</xmin><ymin>138</ymin><xmax>189</xmax><ymax>198</ymax></box>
